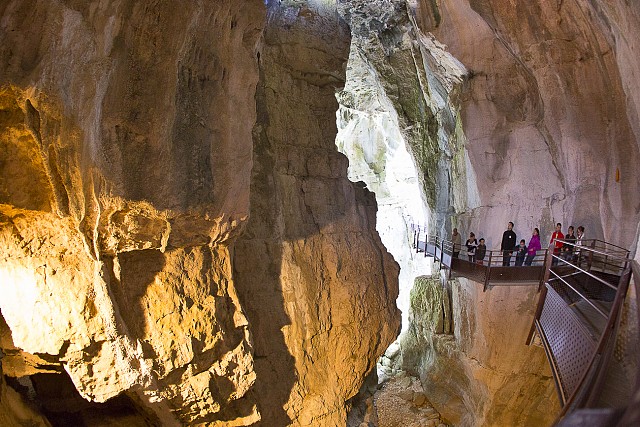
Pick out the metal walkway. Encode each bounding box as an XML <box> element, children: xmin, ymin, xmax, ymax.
<box><xmin>419</xmin><ymin>231</ymin><xmax>640</xmax><ymax>425</ymax></box>
<box><xmin>527</xmin><ymin>239</ymin><xmax>638</xmax><ymax>426</ymax></box>
<box><xmin>419</xmin><ymin>235</ymin><xmax>549</xmax><ymax>290</ymax></box>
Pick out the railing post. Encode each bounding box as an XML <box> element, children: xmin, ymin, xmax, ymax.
<box><xmin>526</xmin><ymin>282</ymin><xmax>548</xmax><ymax>345</ymax></box>
<box><xmin>527</xmin><ymin>248</ymin><xmax>553</xmax><ymax>344</ymax></box>
<box><xmin>484</xmin><ymin>251</ymin><xmax>492</xmax><ymax>292</ymax></box>
<box><xmin>587</xmin><ymin>240</ymin><xmax>595</xmax><ymax>272</ymax></box>
<box><xmin>538</xmin><ymin>249</ymin><xmax>549</xmax><ymax>292</ymax></box>
<box><xmin>424</xmin><ymin>232</ymin><xmax>428</xmax><ymax>258</ymax></box>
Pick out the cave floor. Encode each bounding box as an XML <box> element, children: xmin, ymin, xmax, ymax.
<box><xmin>373</xmin><ymin>374</ymin><xmax>448</xmax><ymax>427</ymax></box>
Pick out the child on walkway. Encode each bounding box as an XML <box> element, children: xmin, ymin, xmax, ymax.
<box><xmin>515</xmin><ymin>239</ymin><xmax>527</xmax><ymax>266</ymax></box>
<box><xmin>476</xmin><ymin>238</ymin><xmax>486</xmax><ymax>265</ymax></box>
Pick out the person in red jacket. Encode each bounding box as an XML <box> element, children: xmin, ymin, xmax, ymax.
<box><xmin>550</xmin><ymin>223</ymin><xmax>564</xmax><ymax>265</ymax></box>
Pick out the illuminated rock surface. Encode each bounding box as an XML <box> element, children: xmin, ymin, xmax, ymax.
<box><xmin>336</xmin><ymin>1</ymin><xmax>639</xmax><ymax>426</ymax></box>
<box><xmin>1</xmin><ymin>0</ymin><xmax>639</xmax><ymax>426</ymax></box>
<box><xmin>1</xmin><ymin>1</ymin><xmax>398</xmax><ymax>425</ymax></box>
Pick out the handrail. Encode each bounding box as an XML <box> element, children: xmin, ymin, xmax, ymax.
<box><xmin>425</xmin><ymin>235</ymin><xmax>549</xmax><ymax>290</ymax></box>
<box><xmin>547</xmin><ymin>270</ymin><xmax>608</xmax><ymax>319</ymax></box>
<box><xmin>551</xmin><ymin>254</ymin><xmax>620</xmax><ymax>291</ymax></box>
<box><xmin>617</xmin><ymin>260</ymin><xmax>640</xmax><ymax>426</ymax></box>
<box><xmin>528</xmin><ymin>238</ymin><xmax>635</xmax><ymax>425</ymax></box>
<box><xmin>554</xmin><ymin>264</ymin><xmax>632</xmax><ymax>418</ymax></box>
<box><xmin>554</xmin><ymin>238</ymin><xmax>631</xmax><ymax>261</ymax></box>
<box><xmin>426</xmin><ymin>235</ymin><xmax>548</xmax><ymax>265</ymax></box>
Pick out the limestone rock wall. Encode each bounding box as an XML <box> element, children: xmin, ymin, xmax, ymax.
<box><xmin>333</xmin><ymin>0</ymin><xmax>639</xmax><ymax>426</ymax></box>
<box><xmin>338</xmin><ymin>0</ymin><xmax>469</xmax><ymax>238</ymax></box>
<box><xmin>399</xmin><ymin>276</ymin><xmax>558</xmax><ymax>426</ymax></box>
<box><xmin>412</xmin><ymin>0</ymin><xmax>640</xmax><ymax>249</ymax></box>
<box><xmin>0</xmin><ymin>362</ymin><xmax>51</xmax><ymax>427</ymax></box>
<box><xmin>233</xmin><ymin>1</ymin><xmax>400</xmax><ymax>425</ymax></box>
<box><xmin>1</xmin><ymin>1</ymin><xmax>265</xmax><ymax>424</ymax></box>
<box><xmin>0</xmin><ymin>0</ymin><xmax>399</xmax><ymax>425</ymax></box>
<box><xmin>335</xmin><ymin>0</ymin><xmax>466</xmax><ymax>331</ymax></box>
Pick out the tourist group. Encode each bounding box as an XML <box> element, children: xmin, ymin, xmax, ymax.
<box><xmin>450</xmin><ymin>223</ymin><xmax>586</xmax><ymax>267</ymax></box>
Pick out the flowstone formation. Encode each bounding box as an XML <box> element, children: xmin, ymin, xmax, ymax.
<box><xmin>0</xmin><ymin>0</ymin><xmax>399</xmax><ymax>425</ymax></box>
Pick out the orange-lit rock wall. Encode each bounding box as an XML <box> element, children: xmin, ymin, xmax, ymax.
<box><xmin>0</xmin><ymin>1</ymin><xmax>399</xmax><ymax>425</ymax></box>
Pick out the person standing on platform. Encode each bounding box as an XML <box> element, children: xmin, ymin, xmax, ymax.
<box><xmin>561</xmin><ymin>226</ymin><xmax>576</xmax><ymax>261</ymax></box>
<box><xmin>525</xmin><ymin>228</ymin><xmax>541</xmax><ymax>266</ymax></box>
<box><xmin>501</xmin><ymin>222</ymin><xmax>517</xmax><ymax>266</ymax></box>
<box><xmin>465</xmin><ymin>232</ymin><xmax>478</xmax><ymax>262</ymax></box>
<box><xmin>515</xmin><ymin>239</ymin><xmax>527</xmax><ymax>266</ymax></box>
<box><xmin>452</xmin><ymin>228</ymin><xmax>462</xmax><ymax>258</ymax></box>
<box><xmin>550</xmin><ymin>223</ymin><xmax>564</xmax><ymax>266</ymax></box>
<box><xmin>476</xmin><ymin>238</ymin><xmax>487</xmax><ymax>265</ymax></box>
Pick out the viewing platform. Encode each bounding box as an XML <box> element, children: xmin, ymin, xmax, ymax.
<box><xmin>417</xmin><ymin>229</ymin><xmax>639</xmax><ymax>426</ymax></box>
<box><xmin>417</xmin><ymin>234</ymin><xmax>549</xmax><ymax>290</ymax></box>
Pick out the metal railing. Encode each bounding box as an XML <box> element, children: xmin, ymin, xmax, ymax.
<box><xmin>616</xmin><ymin>260</ymin><xmax>640</xmax><ymax>426</ymax></box>
<box><xmin>528</xmin><ymin>238</ymin><xmax>634</xmax><ymax>424</ymax></box>
<box><xmin>422</xmin><ymin>235</ymin><xmax>549</xmax><ymax>290</ymax></box>
<box><xmin>416</xmin><ymin>229</ymin><xmax>639</xmax><ymax>424</ymax></box>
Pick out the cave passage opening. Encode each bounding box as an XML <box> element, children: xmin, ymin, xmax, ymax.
<box><xmin>335</xmin><ymin>81</ymin><xmax>432</xmax><ymax>337</ymax></box>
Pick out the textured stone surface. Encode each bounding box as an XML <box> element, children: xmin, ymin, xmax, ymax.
<box><xmin>0</xmin><ymin>363</ymin><xmax>51</xmax><ymax>427</ymax></box>
<box><xmin>334</xmin><ymin>1</ymin><xmax>561</xmax><ymax>424</ymax></box>
<box><xmin>0</xmin><ymin>0</ymin><xmax>400</xmax><ymax>425</ymax></box>
<box><xmin>233</xmin><ymin>1</ymin><xmax>400</xmax><ymax>425</ymax></box>
<box><xmin>399</xmin><ymin>275</ymin><xmax>558</xmax><ymax>426</ymax></box>
<box><xmin>1</xmin><ymin>1</ymin><xmax>266</xmax><ymax>422</ymax></box>
<box><xmin>410</xmin><ymin>0</ymin><xmax>640</xmax><ymax>250</ymax></box>
<box><xmin>338</xmin><ymin>0</ymin><xmax>469</xmax><ymax>238</ymax></box>
<box><xmin>2</xmin><ymin>0</ymin><xmax>639</xmax><ymax>425</ymax></box>
<box><xmin>373</xmin><ymin>373</ymin><xmax>446</xmax><ymax>427</ymax></box>
<box><xmin>335</xmin><ymin>0</ymin><xmax>467</xmax><ymax>331</ymax></box>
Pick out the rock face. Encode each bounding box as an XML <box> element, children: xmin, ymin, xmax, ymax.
<box><xmin>411</xmin><ymin>0</ymin><xmax>640</xmax><ymax>249</ymax></box>
<box><xmin>399</xmin><ymin>276</ymin><xmax>558</xmax><ymax>426</ymax></box>
<box><xmin>2</xmin><ymin>0</ymin><xmax>639</xmax><ymax>425</ymax></box>
<box><xmin>334</xmin><ymin>0</ymin><xmax>639</xmax><ymax>426</ymax></box>
<box><xmin>0</xmin><ymin>363</ymin><xmax>51</xmax><ymax>427</ymax></box>
<box><xmin>335</xmin><ymin>0</ymin><xmax>466</xmax><ymax>331</ymax></box>
<box><xmin>0</xmin><ymin>0</ymin><xmax>399</xmax><ymax>425</ymax></box>
<box><xmin>338</xmin><ymin>0</ymin><xmax>469</xmax><ymax>238</ymax></box>
<box><xmin>233</xmin><ymin>1</ymin><xmax>400</xmax><ymax>425</ymax></box>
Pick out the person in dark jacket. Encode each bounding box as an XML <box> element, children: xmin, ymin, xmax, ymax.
<box><xmin>515</xmin><ymin>239</ymin><xmax>527</xmax><ymax>266</ymax></box>
<box><xmin>561</xmin><ymin>226</ymin><xmax>576</xmax><ymax>261</ymax></box>
<box><xmin>465</xmin><ymin>232</ymin><xmax>478</xmax><ymax>262</ymax></box>
<box><xmin>501</xmin><ymin>222</ymin><xmax>517</xmax><ymax>266</ymax></box>
<box><xmin>476</xmin><ymin>238</ymin><xmax>487</xmax><ymax>265</ymax></box>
